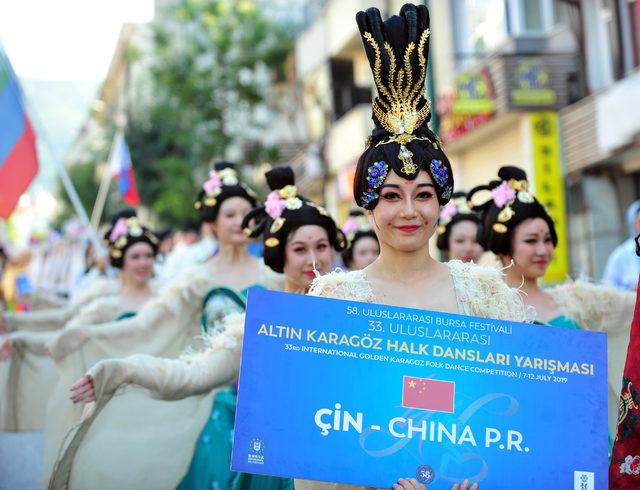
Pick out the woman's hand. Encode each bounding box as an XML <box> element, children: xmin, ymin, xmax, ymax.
<box><xmin>383</xmin><ymin>478</ymin><xmax>477</xmax><ymax>490</ymax></box>
<box><xmin>70</xmin><ymin>374</ymin><xmax>95</xmax><ymax>403</ymax></box>
<box><xmin>0</xmin><ymin>338</ymin><xmax>15</xmax><ymax>361</ymax></box>
<box><xmin>388</xmin><ymin>478</ymin><xmax>425</xmax><ymax>490</ymax></box>
<box><xmin>451</xmin><ymin>480</ymin><xmax>477</xmax><ymax>490</ymax></box>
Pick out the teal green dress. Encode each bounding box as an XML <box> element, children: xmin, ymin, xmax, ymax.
<box><xmin>177</xmin><ymin>285</ymin><xmax>293</xmax><ymax>490</ymax></box>
<box><xmin>115</xmin><ymin>311</ymin><xmax>137</xmax><ymax>321</ymax></box>
<box><xmin>538</xmin><ymin>314</ymin><xmax>615</xmax><ymax>451</ymax></box>
<box><xmin>546</xmin><ymin>315</ymin><xmax>581</xmax><ymax>330</ymax></box>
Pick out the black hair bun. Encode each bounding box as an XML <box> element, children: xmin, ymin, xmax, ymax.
<box><xmin>214</xmin><ymin>160</ymin><xmax>235</xmax><ymax>172</ymax></box>
<box><xmin>498</xmin><ymin>166</ymin><xmax>527</xmax><ymax>181</ymax></box>
<box><xmin>265</xmin><ymin>166</ymin><xmax>295</xmax><ymax>191</ymax></box>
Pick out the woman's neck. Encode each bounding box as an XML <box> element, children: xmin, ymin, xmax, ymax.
<box><xmin>120</xmin><ymin>276</ymin><xmax>151</xmax><ymax>297</ymax></box>
<box><xmin>503</xmin><ymin>265</ymin><xmax>540</xmax><ymax>295</ymax></box>
<box><xmin>284</xmin><ymin>279</ymin><xmax>309</xmax><ymax>295</ymax></box>
<box><xmin>215</xmin><ymin>242</ymin><xmax>251</xmax><ymax>264</ymax></box>
<box><xmin>367</xmin><ymin>244</ymin><xmax>439</xmax><ymax>282</ymax></box>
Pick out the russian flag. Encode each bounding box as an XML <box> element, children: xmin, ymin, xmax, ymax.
<box><xmin>0</xmin><ymin>48</ymin><xmax>39</xmax><ymax>219</ymax></box>
<box><xmin>109</xmin><ymin>132</ymin><xmax>140</xmax><ymax>206</ymax></box>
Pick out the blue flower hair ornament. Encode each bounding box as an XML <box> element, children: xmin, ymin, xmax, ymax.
<box><xmin>359</xmin><ymin>160</ymin><xmax>389</xmax><ymax>209</ymax></box>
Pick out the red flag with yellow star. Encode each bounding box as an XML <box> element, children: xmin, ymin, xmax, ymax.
<box><xmin>402</xmin><ymin>376</ymin><xmax>455</xmax><ymax>413</ymax></box>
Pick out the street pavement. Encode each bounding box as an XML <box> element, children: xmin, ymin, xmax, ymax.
<box><xmin>0</xmin><ymin>431</ymin><xmax>43</xmax><ymax>490</ymax></box>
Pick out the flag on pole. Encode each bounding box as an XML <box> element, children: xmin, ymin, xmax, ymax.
<box><xmin>109</xmin><ymin>132</ymin><xmax>140</xmax><ymax>206</ymax></box>
<box><xmin>0</xmin><ymin>47</ymin><xmax>39</xmax><ymax>219</ymax></box>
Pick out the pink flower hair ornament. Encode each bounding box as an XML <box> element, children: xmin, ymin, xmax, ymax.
<box><xmin>438</xmin><ymin>200</ymin><xmax>458</xmax><ymax>224</ymax></box>
<box><xmin>202</xmin><ymin>170</ymin><xmax>222</xmax><ymax>195</ymax></box>
<box><xmin>341</xmin><ymin>217</ymin><xmax>359</xmax><ymax>237</ymax></box>
<box><xmin>109</xmin><ymin>218</ymin><xmax>129</xmax><ymax>242</ymax></box>
<box><xmin>491</xmin><ymin>181</ymin><xmax>516</xmax><ymax>208</ymax></box>
<box><xmin>265</xmin><ymin>191</ymin><xmax>287</xmax><ymax>219</ymax></box>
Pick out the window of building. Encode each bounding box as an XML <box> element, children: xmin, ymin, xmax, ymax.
<box><xmin>618</xmin><ymin>0</ymin><xmax>640</xmax><ymax>72</ymax></box>
<box><xmin>506</xmin><ymin>0</ymin><xmax>554</xmax><ymax>36</ymax></box>
<box><xmin>451</xmin><ymin>0</ymin><xmax>508</xmax><ymax>70</ymax></box>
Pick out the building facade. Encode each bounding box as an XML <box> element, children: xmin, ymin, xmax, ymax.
<box><xmin>559</xmin><ymin>0</ymin><xmax>640</xmax><ymax>280</ymax></box>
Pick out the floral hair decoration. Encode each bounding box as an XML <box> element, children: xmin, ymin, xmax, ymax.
<box><xmin>341</xmin><ymin>217</ymin><xmax>360</xmax><ymax>238</ymax></box>
<box><xmin>341</xmin><ymin>212</ymin><xmax>372</xmax><ymax>242</ymax></box>
<box><xmin>109</xmin><ymin>218</ymin><xmax>131</xmax><ymax>242</ymax></box>
<box><xmin>360</xmin><ymin>160</ymin><xmax>389</xmax><ymax>208</ymax></box>
<box><xmin>430</xmin><ymin>159</ymin><xmax>452</xmax><ymax>201</ymax></box>
<box><xmin>262</xmin><ymin>184</ymin><xmax>304</xmax><ymax>236</ymax></box>
<box><xmin>108</xmin><ymin>216</ymin><xmax>157</xmax><ymax>259</ymax></box>
<box><xmin>437</xmin><ymin>194</ymin><xmax>472</xmax><ymax>235</ymax></box>
<box><xmin>195</xmin><ymin>167</ymin><xmax>241</xmax><ymax>209</ymax></box>
<box><xmin>490</xmin><ymin>178</ymin><xmax>534</xmax><ymax>233</ymax></box>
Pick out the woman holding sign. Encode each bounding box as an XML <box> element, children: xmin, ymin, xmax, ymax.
<box><xmin>297</xmin><ymin>4</ymin><xmax>533</xmax><ymax>488</ymax></box>
<box><xmin>468</xmin><ymin>165</ymin><xmax>635</xmax><ymax>436</ymax></box>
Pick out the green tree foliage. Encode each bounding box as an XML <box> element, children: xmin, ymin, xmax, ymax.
<box><xmin>127</xmin><ymin>0</ymin><xmax>294</xmax><ymax>224</ymax></box>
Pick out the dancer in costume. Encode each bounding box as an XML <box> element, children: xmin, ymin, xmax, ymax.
<box><xmin>0</xmin><ymin>264</ymin><xmax>118</xmax><ymax>338</ymax></box>
<box><xmin>435</xmin><ymin>191</ymin><xmax>483</xmax><ymax>263</ymax></box>
<box><xmin>0</xmin><ymin>210</ymin><xmax>142</xmax><ymax>432</ymax></box>
<box><xmin>0</xmin><ymin>209</ymin><xmax>140</xmax><ymax>338</ymax></box>
<box><xmin>341</xmin><ymin>210</ymin><xmax>379</xmax><ymax>270</ymax></box>
<box><xmin>0</xmin><ymin>215</ymin><xmax>158</xmax><ymax>358</ymax></box>
<box><xmin>0</xmin><ymin>216</ymin><xmax>158</xmax><ymax>433</ymax></box>
<box><xmin>610</xmin><ymin>234</ymin><xmax>640</xmax><ymax>487</ymax></box>
<box><xmin>297</xmin><ymin>4</ymin><xmax>539</xmax><ymax>488</ymax></box>
<box><xmin>468</xmin><ymin>165</ymin><xmax>635</xmax><ymax>434</ymax></box>
<box><xmin>46</xmin><ymin>162</ymin><xmax>283</xmax><ymax>490</ymax></box>
<box><xmin>60</xmin><ymin>166</ymin><xmax>342</xmax><ymax>489</ymax></box>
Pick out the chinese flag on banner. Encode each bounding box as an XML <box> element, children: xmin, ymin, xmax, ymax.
<box><xmin>402</xmin><ymin>376</ymin><xmax>455</xmax><ymax>413</ymax></box>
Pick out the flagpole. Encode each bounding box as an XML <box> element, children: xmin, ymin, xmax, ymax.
<box><xmin>90</xmin><ymin>130</ymin><xmax>120</xmax><ymax>229</ymax></box>
<box><xmin>39</xmin><ymin>131</ymin><xmax>106</xmax><ymax>256</ymax></box>
<box><xmin>18</xmin><ymin>96</ymin><xmax>107</xmax><ymax>257</ymax></box>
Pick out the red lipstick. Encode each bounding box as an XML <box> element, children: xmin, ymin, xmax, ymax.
<box><xmin>398</xmin><ymin>225</ymin><xmax>419</xmax><ymax>233</ymax></box>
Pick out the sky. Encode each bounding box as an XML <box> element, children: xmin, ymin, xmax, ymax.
<box><xmin>0</xmin><ymin>0</ymin><xmax>155</xmax><ymax>81</ymax></box>
<box><xmin>0</xmin><ymin>0</ymin><xmax>155</xmax><ymax>202</ymax></box>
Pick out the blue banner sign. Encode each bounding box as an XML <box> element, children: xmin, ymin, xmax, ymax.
<box><xmin>232</xmin><ymin>289</ymin><xmax>608</xmax><ymax>489</ymax></box>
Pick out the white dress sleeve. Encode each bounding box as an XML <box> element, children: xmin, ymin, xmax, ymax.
<box><xmin>550</xmin><ymin>279</ymin><xmax>635</xmax><ymax>331</ymax></box>
<box><xmin>86</xmin><ymin>313</ymin><xmax>245</xmax><ymax>401</ymax></box>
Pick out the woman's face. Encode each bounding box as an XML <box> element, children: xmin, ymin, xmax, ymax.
<box><xmin>212</xmin><ymin>197</ymin><xmax>252</xmax><ymax>246</ymax></box>
<box><xmin>350</xmin><ymin>236</ymin><xmax>379</xmax><ymax>270</ymax></box>
<box><xmin>122</xmin><ymin>242</ymin><xmax>155</xmax><ymax>283</ymax></box>
<box><xmin>370</xmin><ymin>170</ymin><xmax>440</xmax><ymax>253</ymax></box>
<box><xmin>448</xmin><ymin>220</ymin><xmax>483</xmax><ymax>263</ymax></box>
<box><xmin>159</xmin><ymin>235</ymin><xmax>174</xmax><ymax>255</ymax></box>
<box><xmin>283</xmin><ymin>225</ymin><xmax>334</xmax><ymax>292</ymax></box>
<box><xmin>503</xmin><ymin>217</ymin><xmax>555</xmax><ymax>280</ymax></box>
